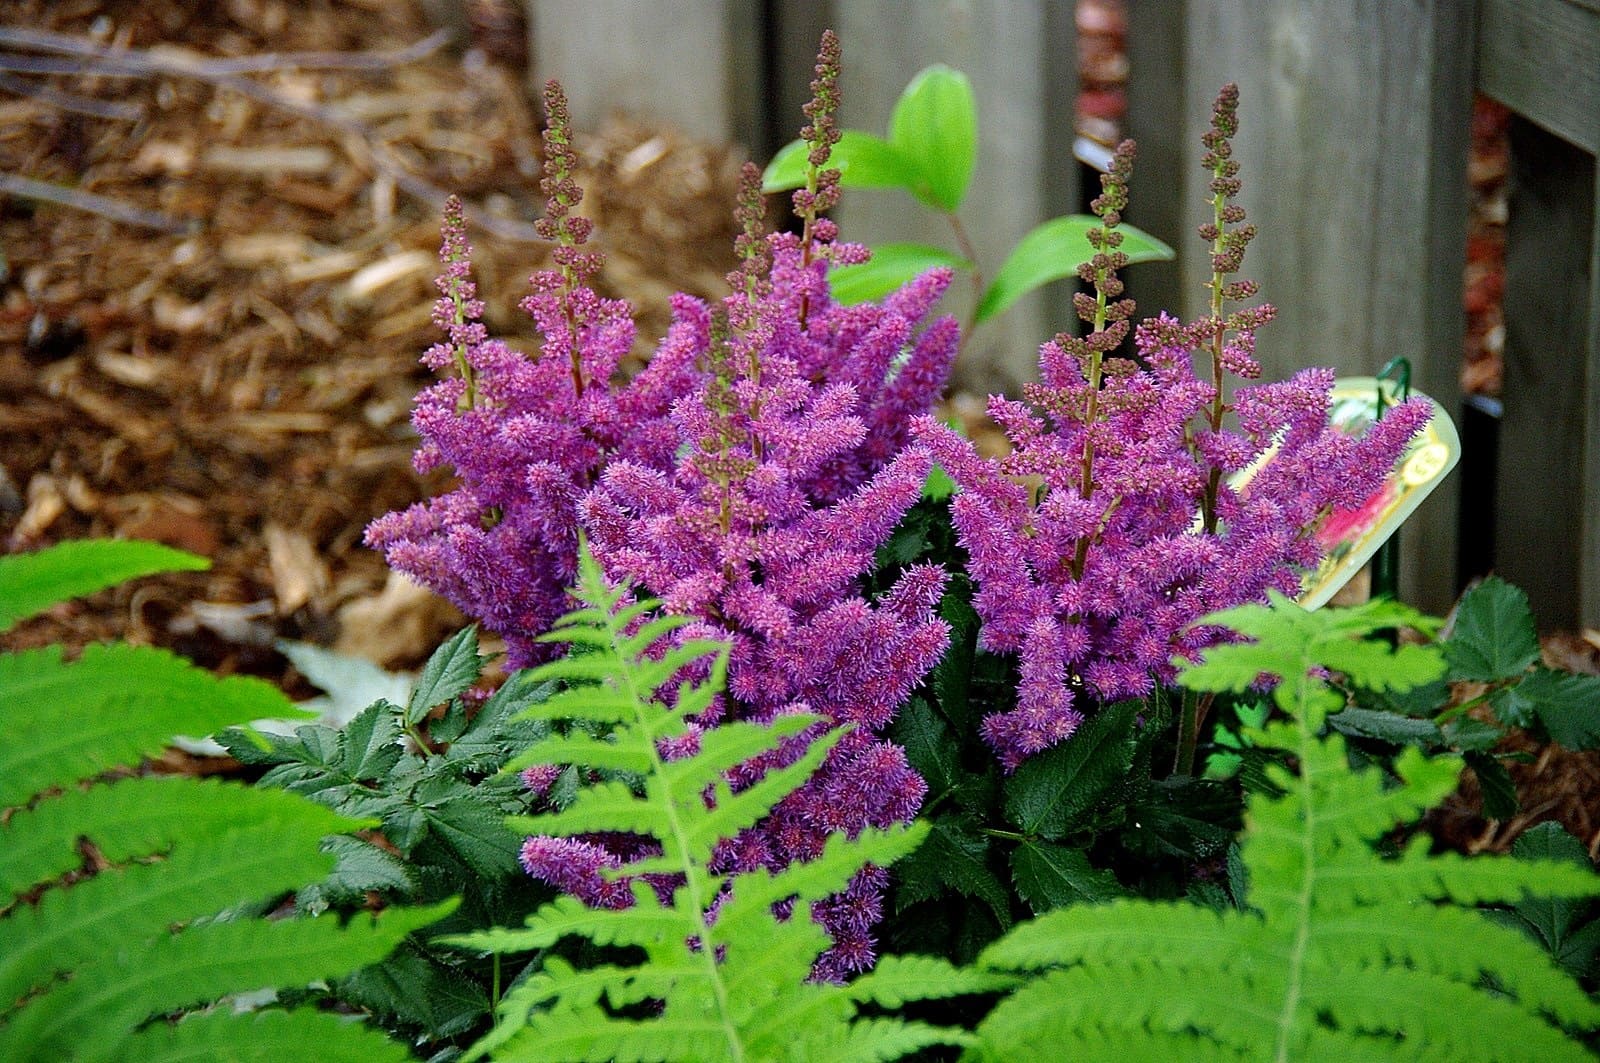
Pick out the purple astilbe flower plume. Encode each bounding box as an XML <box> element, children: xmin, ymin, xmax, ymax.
<box><xmin>915</xmin><ymin>89</ymin><xmax>1431</xmax><ymax>770</ymax></box>
<box><xmin>365</xmin><ymin>82</ymin><xmax>705</xmax><ymax>667</ymax></box>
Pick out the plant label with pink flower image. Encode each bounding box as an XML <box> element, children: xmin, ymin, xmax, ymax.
<box><xmin>1235</xmin><ymin>377</ymin><xmax>1460</xmax><ymax>608</ymax></box>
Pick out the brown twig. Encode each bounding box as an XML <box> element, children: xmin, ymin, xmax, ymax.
<box><xmin>0</xmin><ymin>26</ymin><xmax>452</xmax><ymax>75</ymax></box>
<box><xmin>0</xmin><ymin>172</ymin><xmax>193</xmax><ymax>233</ymax></box>
<box><xmin>0</xmin><ymin>70</ymin><xmax>144</xmax><ymax>119</ymax></box>
<box><xmin>0</xmin><ymin>27</ymin><xmax>546</xmax><ymax>243</ymax></box>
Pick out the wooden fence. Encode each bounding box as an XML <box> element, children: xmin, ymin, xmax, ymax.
<box><xmin>522</xmin><ymin>0</ymin><xmax>1600</xmax><ymax>630</ymax></box>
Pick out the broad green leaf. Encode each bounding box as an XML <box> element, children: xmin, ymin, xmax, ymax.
<box><xmin>892</xmin><ymin>697</ymin><xmax>959</xmax><ymax>795</ymax></box>
<box><xmin>1325</xmin><ymin>707</ymin><xmax>1443</xmax><ymax>746</ymax></box>
<box><xmin>1445</xmin><ymin>577</ymin><xmax>1540</xmax><ymax>681</ymax></box>
<box><xmin>1004</xmin><ymin>700</ymin><xmax>1139</xmax><ymax>839</ymax></box>
<box><xmin>887</xmin><ymin>65</ymin><xmax>978</xmax><ymax>211</ymax></box>
<box><xmin>1495</xmin><ymin>668</ymin><xmax>1600</xmax><ymax>750</ymax></box>
<box><xmin>828</xmin><ymin>242</ymin><xmax>971</xmax><ymax>305</ymax></box>
<box><xmin>338</xmin><ymin>702</ymin><xmax>404</xmax><ymax>780</ymax></box>
<box><xmin>1464</xmin><ymin>750</ymin><xmax>1519</xmax><ymax>819</ymax></box>
<box><xmin>975</xmin><ymin>215</ymin><xmax>1175</xmax><ymax>325</ymax></box>
<box><xmin>407</xmin><ymin>626</ymin><xmax>482</xmax><ymax>725</ymax></box>
<box><xmin>1504</xmin><ymin>823</ymin><xmax>1600</xmax><ymax>980</ymax></box>
<box><xmin>922</xmin><ymin>462</ymin><xmax>956</xmax><ymax>502</ymax></box>
<box><xmin>1011</xmin><ymin>841</ymin><xmax>1127</xmax><ymax>913</ymax></box>
<box><xmin>0</xmin><ymin>539</ymin><xmax>208</xmax><ymax>633</ymax></box>
<box><xmin>339</xmin><ymin>942</ymin><xmax>490</xmax><ymax>1040</ymax></box>
<box><xmin>761</xmin><ymin>130</ymin><xmax>916</xmax><ymax>192</ymax></box>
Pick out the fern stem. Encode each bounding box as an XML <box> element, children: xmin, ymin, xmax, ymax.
<box><xmin>1274</xmin><ymin>650</ymin><xmax>1318</xmax><ymax>1063</ymax></box>
<box><xmin>606</xmin><ymin>605</ymin><xmax>747</xmax><ymax>1063</ymax></box>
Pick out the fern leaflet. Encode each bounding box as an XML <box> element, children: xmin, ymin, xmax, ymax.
<box><xmin>448</xmin><ymin>543</ymin><xmax>1004</xmax><ymax>1061</ymax></box>
<box><xmin>976</xmin><ymin>594</ymin><xmax>1600</xmax><ymax>1061</ymax></box>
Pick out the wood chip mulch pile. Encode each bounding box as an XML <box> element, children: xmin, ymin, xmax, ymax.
<box><xmin>1</xmin><ymin>0</ymin><xmax>740</xmax><ymax>680</ymax></box>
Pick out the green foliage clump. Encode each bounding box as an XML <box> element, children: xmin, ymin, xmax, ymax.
<box><xmin>972</xmin><ymin>593</ymin><xmax>1600</xmax><ymax>1060</ymax></box>
<box><xmin>221</xmin><ymin>625</ymin><xmax>558</xmax><ymax>1047</ymax></box>
<box><xmin>449</xmin><ymin>546</ymin><xmax>1007</xmax><ymax>1061</ymax></box>
<box><xmin>0</xmin><ymin>540</ymin><xmax>446</xmax><ymax>1062</ymax></box>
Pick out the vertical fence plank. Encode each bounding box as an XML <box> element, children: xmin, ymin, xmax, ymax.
<box><xmin>1128</xmin><ymin>1</ymin><xmax>1472</xmax><ymax>612</ymax></box>
<box><xmin>1494</xmin><ymin>119</ymin><xmax>1596</xmax><ymax>629</ymax></box>
<box><xmin>526</xmin><ymin>0</ymin><xmax>762</xmax><ymax>151</ymax></box>
<box><xmin>829</xmin><ymin>0</ymin><xmax>1076</xmax><ymax>394</ymax></box>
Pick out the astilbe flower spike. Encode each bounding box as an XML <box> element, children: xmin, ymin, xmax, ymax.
<box><xmin>376</xmin><ymin>41</ymin><xmax>960</xmax><ymax>979</ymax></box>
<box><xmin>914</xmin><ymin>86</ymin><xmax>1431</xmax><ymax>770</ymax></box>
<box><xmin>365</xmin><ymin>82</ymin><xmax>705</xmax><ymax>667</ymax></box>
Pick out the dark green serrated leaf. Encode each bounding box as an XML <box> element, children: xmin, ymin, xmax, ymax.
<box><xmin>1441</xmin><ymin>715</ymin><xmax>1506</xmax><ymax>753</ymax></box>
<box><xmin>424</xmin><ymin>798</ymin><xmax>523</xmax><ymax>877</ymax></box>
<box><xmin>305</xmin><ymin>835</ymin><xmax>416</xmax><ymax>906</ymax></box>
<box><xmin>932</xmin><ymin>581</ymin><xmax>980</xmax><ymax>731</ymax></box>
<box><xmin>1506</xmin><ymin>821</ymin><xmax>1600</xmax><ymax>976</ymax></box>
<box><xmin>1464</xmin><ymin>750</ymin><xmax>1520</xmax><ymax>820</ymax></box>
<box><xmin>408</xmin><ymin>626</ymin><xmax>483</xmax><ymax>726</ymax></box>
<box><xmin>894</xmin><ymin>818</ymin><xmax>1011</xmax><ymax>930</ymax></box>
<box><xmin>1125</xmin><ymin>777</ymin><xmax>1240</xmax><ymax>860</ymax></box>
<box><xmin>1446</xmin><ymin>577</ymin><xmax>1540</xmax><ymax>681</ymax></box>
<box><xmin>339</xmin><ymin>942</ymin><xmax>490</xmax><ymax>1040</ymax></box>
<box><xmin>1010</xmin><ymin>841</ymin><xmax>1127</xmax><ymax>914</ymax></box>
<box><xmin>1004</xmin><ymin>700</ymin><xmax>1139</xmax><ymax>839</ymax></box>
<box><xmin>1326</xmin><ymin>707</ymin><xmax>1443</xmax><ymax>746</ymax></box>
<box><xmin>1500</xmin><ymin>668</ymin><xmax>1600</xmax><ymax>750</ymax></box>
<box><xmin>892</xmin><ymin>698</ymin><xmax>959</xmax><ymax>795</ymax></box>
<box><xmin>341</xmin><ymin>701</ymin><xmax>404</xmax><ymax>779</ymax></box>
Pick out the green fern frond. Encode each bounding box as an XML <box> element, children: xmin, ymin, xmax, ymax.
<box><xmin>121</xmin><ymin>1007</ymin><xmax>419</xmax><ymax>1063</ymax></box>
<box><xmin>0</xmin><ymin>539</ymin><xmax>443</xmax><ymax>1061</ymax></box>
<box><xmin>0</xmin><ymin>539</ymin><xmax>208</xmax><ymax>634</ymax></box>
<box><xmin>976</xmin><ymin>595</ymin><xmax>1600</xmax><ymax>1061</ymax></box>
<box><xmin>448</xmin><ymin>542</ymin><xmax>966</xmax><ymax>1061</ymax></box>
<box><xmin>0</xmin><ymin>642</ymin><xmax>304</xmax><ymax>808</ymax></box>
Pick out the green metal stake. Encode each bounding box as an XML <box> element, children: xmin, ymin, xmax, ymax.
<box><xmin>1369</xmin><ymin>357</ymin><xmax>1411</xmax><ymax>600</ymax></box>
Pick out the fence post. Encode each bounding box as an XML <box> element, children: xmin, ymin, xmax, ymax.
<box><xmin>824</xmin><ymin>0</ymin><xmax>1077</xmax><ymax>395</ymax></box>
<box><xmin>526</xmin><ymin>0</ymin><xmax>763</xmax><ymax>152</ymax></box>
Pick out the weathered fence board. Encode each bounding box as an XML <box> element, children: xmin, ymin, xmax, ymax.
<box><xmin>1127</xmin><ymin>0</ymin><xmax>1474</xmax><ymax>614</ymax></box>
<box><xmin>526</xmin><ymin>0</ymin><xmax>763</xmax><ymax>150</ymax></box>
<box><xmin>828</xmin><ymin>0</ymin><xmax>1078</xmax><ymax>394</ymax></box>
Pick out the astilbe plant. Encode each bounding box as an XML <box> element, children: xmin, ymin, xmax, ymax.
<box><xmin>365</xmin><ymin>82</ymin><xmax>705</xmax><ymax>668</ymax></box>
<box><xmin>372</xmin><ymin>33</ymin><xmax>959</xmax><ymax>979</ymax></box>
<box><xmin>448</xmin><ymin>544</ymin><xmax>1007</xmax><ymax>1061</ymax></box>
<box><xmin>913</xmin><ymin>86</ymin><xmax>1433</xmax><ymax>770</ymax></box>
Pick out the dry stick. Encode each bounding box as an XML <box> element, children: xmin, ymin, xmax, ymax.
<box><xmin>0</xmin><ymin>70</ymin><xmax>144</xmax><ymax>118</ymax></box>
<box><xmin>0</xmin><ymin>172</ymin><xmax>192</xmax><ymax>233</ymax></box>
<box><xmin>0</xmin><ymin>28</ymin><xmax>546</xmax><ymax>243</ymax></box>
<box><xmin>0</xmin><ymin>26</ymin><xmax>452</xmax><ymax>75</ymax></box>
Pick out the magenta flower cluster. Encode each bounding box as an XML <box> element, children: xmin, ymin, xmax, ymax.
<box><xmin>913</xmin><ymin>93</ymin><xmax>1430</xmax><ymax>769</ymax></box>
<box><xmin>371</xmin><ymin>52</ymin><xmax>957</xmax><ymax>980</ymax></box>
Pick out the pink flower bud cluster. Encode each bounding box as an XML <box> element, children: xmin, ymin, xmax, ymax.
<box><xmin>915</xmin><ymin>312</ymin><xmax>1431</xmax><ymax>770</ymax></box>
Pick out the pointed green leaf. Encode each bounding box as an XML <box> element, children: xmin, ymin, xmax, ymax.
<box><xmin>887</xmin><ymin>65</ymin><xmax>977</xmax><ymax>211</ymax></box>
<box><xmin>975</xmin><ymin>215</ymin><xmax>1174</xmax><ymax>324</ymax></box>
<box><xmin>407</xmin><ymin>626</ymin><xmax>482</xmax><ymax>725</ymax></box>
<box><xmin>1498</xmin><ymin>668</ymin><xmax>1600</xmax><ymax>750</ymax></box>
<box><xmin>828</xmin><ymin>242</ymin><xmax>971</xmax><ymax>305</ymax></box>
<box><xmin>761</xmin><ymin>130</ymin><xmax>916</xmax><ymax>193</ymax></box>
<box><xmin>1012</xmin><ymin>841</ymin><xmax>1129</xmax><ymax>913</ymax></box>
<box><xmin>0</xmin><ymin>539</ymin><xmax>208</xmax><ymax>633</ymax></box>
<box><xmin>1446</xmin><ymin>577</ymin><xmax>1540</xmax><ymax>681</ymax></box>
<box><xmin>1004</xmin><ymin>699</ymin><xmax>1139</xmax><ymax>839</ymax></box>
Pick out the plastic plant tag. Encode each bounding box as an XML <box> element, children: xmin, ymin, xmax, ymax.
<box><xmin>1299</xmin><ymin>377</ymin><xmax>1459</xmax><ymax>607</ymax></box>
<box><xmin>1224</xmin><ymin>377</ymin><xmax>1460</xmax><ymax>608</ymax></box>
